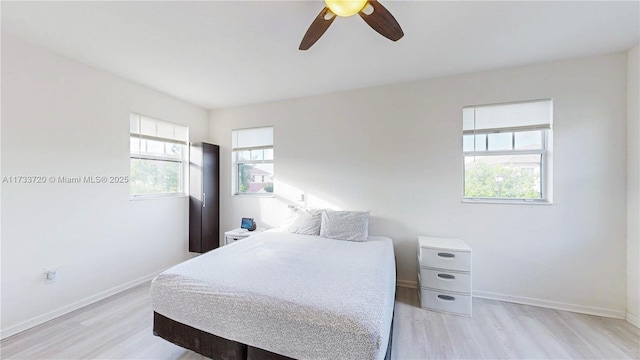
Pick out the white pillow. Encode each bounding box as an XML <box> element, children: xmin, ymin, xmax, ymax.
<box><xmin>319</xmin><ymin>210</ymin><xmax>370</xmax><ymax>242</ymax></box>
<box><xmin>279</xmin><ymin>208</ymin><xmax>302</xmax><ymax>230</ymax></box>
<box><xmin>285</xmin><ymin>208</ymin><xmax>323</xmax><ymax>236</ymax></box>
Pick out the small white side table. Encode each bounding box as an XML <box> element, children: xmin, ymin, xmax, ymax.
<box><xmin>224</xmin><ymin>227</ymin><xmax>266</xmax><ymax>246</ymax></box>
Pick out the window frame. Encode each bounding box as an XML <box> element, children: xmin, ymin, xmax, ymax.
<box><xmin>129</xmin><ymin>113</ymin><xmax>188</xmax><ymax>200</ymax></box>
<box><xmin>462</xmin><ymin>100</ymin><xmax>552</xmax><ymax>204</ymax></box>
<box><xmin>231</xmin><ymin>127</ymin><xmax>274</xmax><ymax>197</ymax></box>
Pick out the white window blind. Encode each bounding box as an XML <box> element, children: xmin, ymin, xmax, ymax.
<box><xmin>463</xmin><ymin>99</ymin><xmax>552</xmax><ymax>134</ymax></box>
<box><xmin>130</xmin><ymin>113</ymin><xmax>188</xmax><ymax>146</ymax></box>
<box><xmin>232</xmin><ymin>127</ymin><xmax>273</xmax><ymax>150</ymax></box>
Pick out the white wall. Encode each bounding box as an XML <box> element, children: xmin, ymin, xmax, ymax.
<box><xmin>210</xmin><ymin>52</ymin><xmax>629</xmax><ymax>317</ymax></box>
<box><xmin>0</xmin><ymin>35</ymin><xmax>208</xmax><ymax>338</ymax></box>
<box><xmin>627</xmin><ymin>45</ymin><xmax>640</xmax><ymax>327</ymax></box>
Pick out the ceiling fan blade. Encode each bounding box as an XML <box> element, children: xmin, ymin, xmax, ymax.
<box><xmin>358</xmin><ymin>0</ymin><xmax>404</xmax><ymax>42</ymax></box>
<box><xmin>299</xmin><ymin>7</ymin><xmax>336</xmax><ymax>50</ymax></box>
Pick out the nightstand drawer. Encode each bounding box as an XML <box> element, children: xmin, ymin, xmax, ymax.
<box><xmin>225</xmin><ymin>236</ymin><xmax>242</xmax><ymax>244</ymax></box>
<box><xmin>419</xmin><ymin>268</ymin><xmax>471</xmax><ymax>294</ymax></box>
<box><xmin>224</xmin><ymin>228</ymin><xmax>266</xmax><ymax>246</ymax></box>
<box><xmin>420</xmin><ymin>288</ymin><xmax>471</xmax><ymax>316</ymax></box>
<box><xmin>419</xmin><ymin>248</ymin><xmax>471</xmax><ymax>272</ymax></box>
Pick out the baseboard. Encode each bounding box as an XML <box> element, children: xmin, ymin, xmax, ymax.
<box><xmin>627</xmin><ymin>312</ymin><xmax>640</xmax><ymax>328</ymax></box>
<box><xmin>0</xmin><ymin>270</ymin><xmax>162</xmax><ymax>340</ymax></box>
<box><xmin>381</xmin><ymin>281</ymin><xmax>627</xmax><ymax>320</ymax></box>
<box><xmin>396</xmin><ymin>280</ymin><xmax>418</xmax><ymax>289</ymax></box>
<box><xmin>474</xmin><ymin>290</ymin><xmax>627</xmax><ymax>320</ymax></box>
<box><xmin>4</xmin><ymin>275</ymin><xmax>632</xmax><ymax>339</ymax></box>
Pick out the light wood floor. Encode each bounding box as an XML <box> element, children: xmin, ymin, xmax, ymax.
<box><xmin>1</xmin><ymin>283</ymin><xmax>638</xmax><ymax>359</ymax></box>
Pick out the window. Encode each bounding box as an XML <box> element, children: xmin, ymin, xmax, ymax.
<box><xmin>130</xmin><ymin>113</ymin><xmax>188</xmax><ymax>198</ymax></box>
<box><xmin>232</xmin><ymin>127</ymin><xmax>274</xmax><ymax>195</ymax></box>
<box><xmin>463</xmin><ymin>99</ymin><xmax>552</xmax><ymax>202</ymax></box>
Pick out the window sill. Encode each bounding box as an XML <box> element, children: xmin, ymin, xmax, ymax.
<box><xmin>462</xmin><ymin>198</ymin><xmax>552</xmax><ymax>205</ymax></box>
<box><xmin>130</xmin><ymin>194</ymin><xmax>188</xmax><ymax>201</ymax></box>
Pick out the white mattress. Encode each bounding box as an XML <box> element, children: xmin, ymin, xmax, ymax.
<box><xmin>150</xmin><ymin>230</ymin><xmax>396</xmax><ymax>360</ymax></box>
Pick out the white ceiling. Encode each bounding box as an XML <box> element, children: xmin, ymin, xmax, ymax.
<box><xmin>2</xmin><ymin>1</ymin><xmax>639</xmax><ymax>110</ymax></box>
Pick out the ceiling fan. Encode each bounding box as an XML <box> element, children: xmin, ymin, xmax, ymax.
<box><xmin>299</xmin><ymin>0</ymin><xmax>404</xmax><ymax>50</ymax></box>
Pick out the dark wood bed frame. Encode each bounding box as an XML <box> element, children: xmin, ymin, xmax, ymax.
<box><xmin>153</xmin><ymin>311</ymin><xmax>394</xmax><ymax>360</ymax></box>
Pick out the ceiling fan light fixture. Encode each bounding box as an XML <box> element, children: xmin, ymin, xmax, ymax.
<box><xmin>299</xmin><ymin>0</ymin><xmax>403</xmax><ymax>50</ymax></box>
<box><xmin>324</xmin><ymin>0</ymin><xmax>368</xmax><ymax>17</ymax></box>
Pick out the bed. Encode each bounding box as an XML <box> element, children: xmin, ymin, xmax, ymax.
<box><xmin>150</xmin><ymin>230</ymin><xmax>396</xmax><ymax>360</ymax></box>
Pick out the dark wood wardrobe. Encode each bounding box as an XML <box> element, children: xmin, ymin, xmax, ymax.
<box><xmin>189</xmin><ymin>142</ymin><xmax>220</xmax><ymax>253</ymax></box>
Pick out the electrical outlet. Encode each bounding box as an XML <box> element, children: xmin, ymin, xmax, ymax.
<box><xmin>46</xmin><ymin>270</ymin><xmax>56</xmax><ymax>280</ymax></box>
<box><xmin>43</xmin><ymin>267</ymin><xmax>59</xmax><ymax>284</ymax></box>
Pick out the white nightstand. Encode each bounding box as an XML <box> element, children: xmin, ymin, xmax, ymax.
<box><xmin>417</xmin><ymin>236</ymin><xmax>472</xmax><ymax>317</ymax></box>
<box><xmin>224</xmin><ymin>227</ymin><xmax>266</xmax><ymax>246</ymax></box>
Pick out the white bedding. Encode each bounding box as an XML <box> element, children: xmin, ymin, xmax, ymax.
<box><xmin>150</xmin><ymin>230</ymin><xmax>396</xmax><ymax>360</ymax></box>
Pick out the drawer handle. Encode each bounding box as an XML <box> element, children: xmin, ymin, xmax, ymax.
<box><xmin>437</xmin><ymin>273</ymin><xmax>455</xmax><ymax>280</ymax></box>
<box><xmin>437</xmin><ymin>252</ymin><xmax>455</xmax><ymax>258</ymax></box>
<box><xmin>437</xmin><ymin>295</ymin><xmax>456</xmax><ymax>301</ymax></box>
